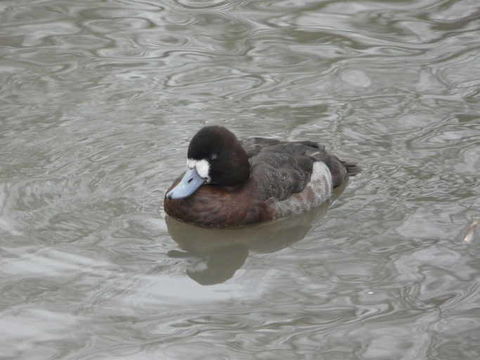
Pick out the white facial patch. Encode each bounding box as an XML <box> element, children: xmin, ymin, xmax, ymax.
<box><xmin>187</xmin><ymin>158</ymin><xmax>211</xmax><ymax>182</ymax></box>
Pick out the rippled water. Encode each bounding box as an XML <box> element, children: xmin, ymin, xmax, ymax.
<box><xmin>1</xmin><ymin>0</ymin><xmax>480</xmax><ymax>358</ymax></box>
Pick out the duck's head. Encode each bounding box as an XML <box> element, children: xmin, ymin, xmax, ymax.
<box><xmin>166</xmin><ymin>126</ymin><xmax>250</xmax><ymax>200</ymax></box>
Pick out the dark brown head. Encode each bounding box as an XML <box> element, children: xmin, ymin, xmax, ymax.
<box><xmin>166</xmin><ymin>126</ymin><xmax>250</xmax><ymax>199</ymax></box>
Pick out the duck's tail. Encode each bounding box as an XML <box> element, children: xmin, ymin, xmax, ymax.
<box><xmin>342</xmin><ymin>160</ymin><xmax>361</xmax><ymax>176</ymax></box>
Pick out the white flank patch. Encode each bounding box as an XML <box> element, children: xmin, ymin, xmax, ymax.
<box><xmin>272</xmin><ymin>161</ymin><xmax>333</xmax><ymax>218</ymax></box>
<box><xmin>187</xmin><ymin>158</ymin><xmax>211</xmax><ymax>181</ymax></box>
<box><xmin>311</xmin><ymin>161</ymin><xmax>333</xmax><ymax>198</ymax></box>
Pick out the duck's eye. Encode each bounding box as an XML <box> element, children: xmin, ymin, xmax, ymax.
<box><xmin>210</xmin><ymin>153</ymin><xmax>218</xmax><ymax>161</ymax></box>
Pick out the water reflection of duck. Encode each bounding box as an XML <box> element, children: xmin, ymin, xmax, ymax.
<box><xmin>164</xmin><ymin>126</ymin><xmax>359</xmax><ymax>228</ymax></box>
<box><xmin>167</xmin><ymin>184</ymin><xmax>347</xmax><ymax>285</ymax></box>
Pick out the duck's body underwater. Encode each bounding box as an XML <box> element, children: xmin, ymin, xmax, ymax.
<box><xmin>164</xmin><ymin>126</ymin><xmax>359</xmax><ymax>228</ymax></box>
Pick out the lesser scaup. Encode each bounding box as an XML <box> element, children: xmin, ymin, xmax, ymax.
<box><xmin>164</xmin><ymin>126</ymin><xmax>359</xmax><ymax>227</ymax></box>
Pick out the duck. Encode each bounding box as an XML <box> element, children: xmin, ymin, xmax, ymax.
<box><xmin>164</xmin><ymin>126</ymin><xmax>359</xmax><ymax>228</ymax></box>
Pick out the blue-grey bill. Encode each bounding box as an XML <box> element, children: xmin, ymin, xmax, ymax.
<box><xmin>166</xmin><ymin>167</ymin><xmax>206</xmax><ymax>199</ymax></box>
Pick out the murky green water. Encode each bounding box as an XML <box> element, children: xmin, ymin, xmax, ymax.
<box><xmin>1</xmin><ymin>0</ymin><xmax>480</xmax><ymax>359</ymax></box>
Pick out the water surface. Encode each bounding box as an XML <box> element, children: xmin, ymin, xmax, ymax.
<box><xmin>1</xmin><ymin>0</ymin><xmax>479</xmax><ymax>359</ymax></box>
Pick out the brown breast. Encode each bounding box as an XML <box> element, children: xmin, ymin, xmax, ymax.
<box><xmin>164</xmin><ymin>180</ymin><xmax>274</xmax><ymax>227</ymax></box>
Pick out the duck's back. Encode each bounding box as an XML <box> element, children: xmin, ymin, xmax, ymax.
<box><xmin>242</xmin><ymin>137</ymin><xmax>358</xmax><ymax>218</ymax></box>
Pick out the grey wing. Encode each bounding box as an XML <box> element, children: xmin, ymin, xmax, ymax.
<box><xmin>249</xmin><ymin>142</ymin><xmax>325</xmax><ymax>201</ymax></box>
<box><xmin>244</xmin><ymin>137</ymin><xmax>358</xmax><ymax>199</ymax></box>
